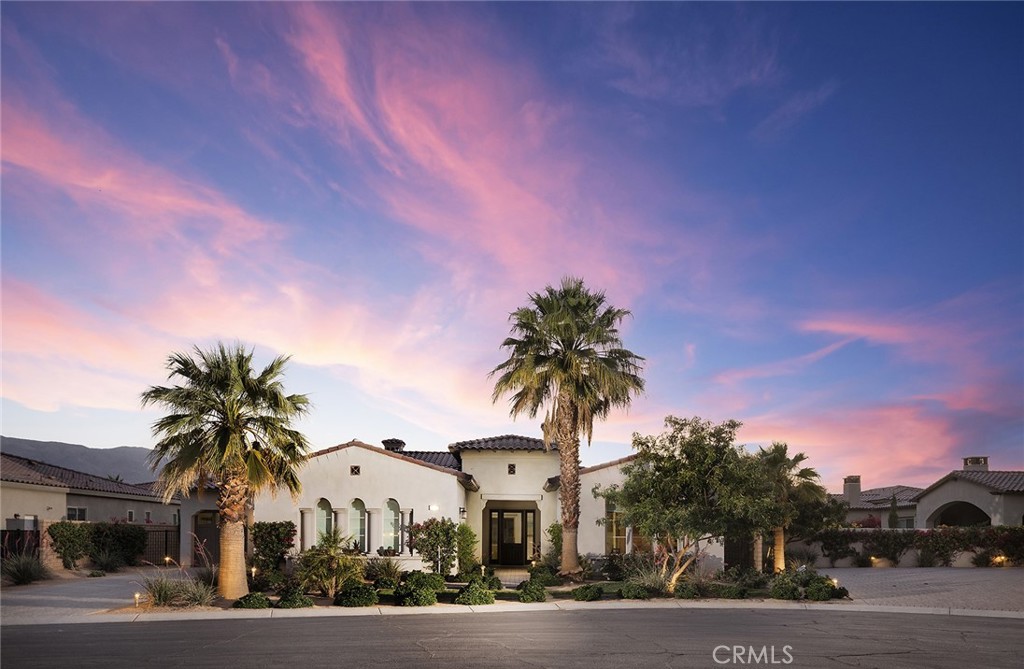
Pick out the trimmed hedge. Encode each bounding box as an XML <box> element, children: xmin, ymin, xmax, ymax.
<box><xmin>808</xmin><ymin>527</ymin><xmax>1024</xmax><ymax>567</ymax></box>
<box><xmin>516</xmin><ymin>580</ymin><xmax>547</xmax><ymax>603</ymax></box>
<box><xmin>335</xmin><ymin>583</ymin><xmax>379</xmax><ymax>607</ymax></box>
<box><xmin>233</xmin><ymin>592</ymin><xmax>272</xmax><ymax>609</ymax></box>
<box><xmin>571</xmin><ymin>584</ymin><xmax>603</xmax><ymax>601</ymax></box>
<box><xmin>47</xmin><ymin>522</ymin><xmax>92</xmax><ymax>569</ymax></box>
<box><xmin>394</xmin><ymin>583</ymin><xmax>437</xmax><ymax>607</ymax></box>
<box><xmin>619</xmin><ymin>582</ymin><xmax>651</xmax><ymax>600</ymax></box>
<box><xmin>454</xmin><ymin>581</ymin><xmax>495</xmax><ymax>605</ymax></box>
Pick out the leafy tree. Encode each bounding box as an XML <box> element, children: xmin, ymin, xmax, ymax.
<box><xmin>491</xmin><ymin>277</ymin><xmax>644</xmax><ymax>576</ymax></box>
<box><xmin>598</xmin><ymin>416</ymin><xmax>774</xmax><ymax>593</ymax></box>
<box><xmin>757</xmin><ymin>443</ymin><xmax>827</xmax><ymax>573</ymax></box>
<box><xmin>141</xmin><ymin>342</ymin><xmax>311</xmax><ymax>599</ymax></box>
<box><xmin>408</xmin><ymin>517</ymin><xmax>458</xmax><ymax>575</ymax></box>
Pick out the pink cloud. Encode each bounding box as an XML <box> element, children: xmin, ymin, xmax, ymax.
<box><xmin>712</xmin><ymin>338</ymin><xmax>854</xmax><ymax>385</ymax></box>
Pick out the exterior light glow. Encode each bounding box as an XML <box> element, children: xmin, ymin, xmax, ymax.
<box><xmin>134</xmin><ymin>592</ymin><xmax>141</xmax><ymax>607</ymax></box>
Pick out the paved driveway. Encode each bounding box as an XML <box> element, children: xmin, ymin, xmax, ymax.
<box><xmin>819</xmin><ymin>567</ymin><xmax>1023</xmax><ymax>613</ymax></box>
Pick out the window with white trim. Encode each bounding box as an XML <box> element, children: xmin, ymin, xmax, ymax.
<box><xmin>127</xmin><ymin>510</ymin><xmax>135</xmax><ymax>522</ymax></box>
<box><xmin>67</xmin><ymin>507</ymin><xmax>87</xmax><ymax>521</ymax></box>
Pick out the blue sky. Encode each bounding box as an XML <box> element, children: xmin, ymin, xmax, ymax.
<box><xmin>2</xmin><ymin>2</ymin><xmax>1021</xmax><ymax>490</ymax></box>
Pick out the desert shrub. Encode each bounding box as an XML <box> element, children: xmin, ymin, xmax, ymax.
<box><xmin>711</xmin><ymin>583</ymin><xmax>747</xmax><ymax>599</ymax></box>
<box><xmin>47</xmin><ymin>521</ymin><xmax>92</xmax><ymax>569</ymax></box>
<box><xmin>805</xmin><ymin>578</ymin><xmax>835</xmax><ymax>601</ymax></box>
<box><xmin>90</xmin><ymin>522</ymin><xmax>147</xmax><ymax>566</ymax></box>
<box><xmin>814</xmin><ymin>528</ymin><xmax>858</xmax><ymax>567</ymax></box>
<box><xmin>455</xmin><ymin>580</ymin><xmax>495</xmax><ymax>605</ymax></box>
<box><xmin>394</xmin><ymin>583</ymin><xmax>437</xmax><ymax>607</ymax></box>
<box><xmin>408</xmin><ymin>517</ymin><xmax>458</xmax><ymax>575</ymax></box>
<box><xmin>405</xmin><ymin>570</ymin><xmax>447</xmax><ymax>592</ymax></box>
<box><xmin>785</xmin><ymin>545</ymin><xmax>820</xmax><ymax>570</ymax></box>
<box><xmin>528</xmin><ymin>565</ymin><xmax>562</xmax><ymax>587</ymax></box>
<box><xmin>295</xmin><ymin>528</ymin><xmax>364</xmax><ymax>598</ymax></box>
<box><xmin>989</xmin><ymin>527</ymin><xmax>1024</xmax><ymax>565</ymax></box>
<box><xmin>455</xmin><ymin>523</ymin><xmax>478</xmax><ymax>578</ymax></box>
<box><xmin>365</xmin><ymin>556</ymin><xmax>402</xmax><ymax>588</ymax></box>
<box><xmin>140</xmin><ymin>574</ymin><xmax>182</xmax><ymax>606</ymax></box>
<box><xmin>626</xmin><ymin>565</ymin><xmax>669</xmax><ymax>597</ymax></box>
<box><xmin>233</xmin><ymin>592</ymin><xmax>272</xmax><ymax>609</ymax></box>
<box><xmin>914</xmin><ymin>529</ymin><xmax>969</xmax><ymax>567</ymax></box>
<box><xmin>673</xmin><ymin>581</ymin><xmax>701</xmax><ymax>599</ymax></box>
<box><xmin>89</xmin><ymin>549</ymin><xmax>124</xmax><ymax>573</ymax></box>
<box><xmin>275</xmin><ymin>590</ymin><xmax>314</xmax><ymax>608</ymax></box>
<box><xmin>862</xmin><ymin>530</ymin><xmax>915</xmax><ymax>566</ymax></box>
<box><xmin>542</xmin><ymin>522</ymin><xmax>562</xmax><ymax>571</ymax></box>
<box><xmin>602</xmin><ymin>552</ymin><xmax>625</xmax><ymax>581</ymax></box>
<box><xmin>251</xmin><ymin>521</ymin><xmax>296</xmax><ymax>573</ymax></box>
<box><xmin>768</xmin><ymin>573</ymin><xmax>801</xmax><ymax>600</ymax></box>
<box><xmin>619</xmin><ymin>582</ymin><xmax>651</xmax><ymax>600</ymax></box>
<box><xmin>852</xmin><ymin>551</ymin><xmax>873</xmax><ymax>568</ymax></box>
<box><xmin>915</xmin><ymin>546</ymin><xmax>938</xmax><ymax>567</ymax></box>
<box><xmin>466</xmin><ymin>572</ymin><xmax>503</xmax><ymax>590</ymax></box>
<box><xmin>516</xmin><ymin>580</ymin><xmax>547</xmax><ymax>603</ymax></box>
<box><xmin>178</xmin><ymin>579</ymin><xmax>217</xmax><ymax>607</ymax></box>
<box><xmin>971</xmin><ymin>548</ymin><xmax>999</xmax><ymax>568</ymax></box>
<box><xmin>719</xmin><ymin>566</ymin><xmax>769</xmax><ymax>589</ymax></box>
<box><xmin>1</xmin><ymin>551</ymin><xmax>49</xmax><ymax>585</ymax></box>
<box><xmin>571</xmin><ymin>584</ymin><xmax>603</xmax><ymax>601</ymax></box>
<box><xmin>250</xmin><ymin>567</ymin><xmax>285</xmax><ymax>592</ymax></box>
<box><xmin>334</xmin><ymin>583</ymin><xmax>379</xmax><ymax>607</ymax></box>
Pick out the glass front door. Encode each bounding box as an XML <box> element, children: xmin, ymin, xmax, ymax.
<box><xmin>488</xmin><ymin>509</ymin><xmax>536</xmax><ymax>565</ymax></box>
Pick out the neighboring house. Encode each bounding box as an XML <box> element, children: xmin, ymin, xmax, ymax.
<box><xmin>835</xmin><ymin>457</ymin><xmax>1024</xmax><ymax>529</ymax></box>
<box><xmin>834</xmin><ymin>475</ymin><xmax>922</xmax><ymax>528</ymax></box>
<box><xmin>913</xmin><ymin>457</ymin><xmax>1024</xmax><ymax>528</ymax></box>
<box><xmin>0</xmin><ymin>452</ymin><xmax>180</xmax><ymax>529</ymax></box>
<box><xmin>226</xmin><ymin>435</ymin><xmax>724</xmax><ymax>572</ymax></box>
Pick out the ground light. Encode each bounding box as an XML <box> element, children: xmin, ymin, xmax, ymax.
<box><xmin>134</xmin><ymin>593</ymin><xmax>140</xmax><ymax>608</ymax></box>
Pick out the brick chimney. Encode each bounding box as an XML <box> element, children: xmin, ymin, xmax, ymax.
<box><xmin>382</xmin><ymin>438</ymin><xmax>406</xmax><ymax>453</ymax></box>
<box><xmin>843</xmin><ymin>475</ymin><xmax>861</xmax><ymax>505</ymax></box>
<box><xmin>962</xmin><ymin>456</ymin><xmax>989</xmax><ymax>472</ymax></box>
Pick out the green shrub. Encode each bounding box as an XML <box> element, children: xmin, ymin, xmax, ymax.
<box><xmin>571</xmin><ymin>584</ymin><xmax>603</xmax><ymax>601</ymax></box>
<box><xmin>90</xmin><ymin>522</ymin><xmax>147</xmax><ymax>566</ymax></box>
<box><xmin>178</xmin><ymin>579</ymin><xmax>217</xmax><ymax>607</ymax></box>
<box><xmin>233</xmin><ymin>592</ymin><xmax>272</xmax><ymax>609</ymax></box>
<box><xmin>334</xmin><ymin>583</ymin><xmax>379</xmax><ymax>607</ymax></box>
<box><xmin>626</xmin><ymin>567</ymin><xmax>669</xmax><ymax>597</ymax></box>
<box><xmin>295</xmin><ymin>528</ymin><xmax>364</xmax><ymax>598</ymax></box>
<box><xmin>674</xmin><ymin>581</ymin><xmax>701</xmax><ymax>599</ymax></box>
<box><xmin>542</xmin><ymin>522</ymin><xmax>562</xmax><ymax>571</ymax></box>
<box><xmin>619</xmin><ymin>582</ymin><xmax>651</xmax><ymax>600</ymax></box>
<box><xmin>529</xmin><ymin>568</ymin><xmax>562</xmax><ymax>587</ymax></box>
<box><xmin>455</xmin><ymin>580</ymin><xmax>495</xmax><ymax>605</ymax></box>
<box><xmin>466</xmin><ymin>572</ymin><xmax>503</xmax><ymax>590</ymax></box>
<box><xmin>713</xmin><ymin>584</ymin><xmax>747</xmax><ymax>599</ymax></box>
<box><xmin>47</xmin><ymin>521</ymin><xmax>92</xmax><ymax>569</ymax></box>
<box><xmin>971</xmin><ymin>548</ymin><xmax>999</xmax><ymax>568</ymax></box>
<box><xmin>1</xmin><ymin>552</ymin><xmax>49</xmax><ymax>585</ymax></box>
<box><xmin>862</xmin><ymin>530</ymin><xmax>915</xmax><ymax>566</ymax></box>
<box><xmin>719</xmin><ymin>566</ymin><xmax>769</xmax><ymax>589</ymax></box>
<box><xmin>250</xmin><ymin>567</ymin><xmax>285</xmax><ymax>592</ymax></box>
<box><xmin>805</xmin><ymin>578</ymin><xmax>835</xmax><ymax>601</ymax></box>
<box><xmin>89</xmin><ymin>549</ymin><xmax>124</xmax><ymax>573</ymax></box>
<box><xmin>408</xmin><ymin>517</ymin><xmax>458</xmax><ymax>575</ymax></box>
<box><xmin>602</xmin><ymin>553</ymin><xmax>625</xmax><ymax>581</ymax></box>
<box><xmin>88</xmin><ymin>570</ymin><xmax>105</xmax><ymax>578</ymax></box>
<box><xmin>814</xmin><ymin>528</ymin><xmax>858</xmax><ymax>567</ymax></box>
<box><xmin>516</xmin><ymin>580</ymin><xmax>547</xmax><ymax>603</ymax></box>
<box><xmin>916</xmin><ymin>547</ymin><xmax>938</xmax><ymax>567</ymax></box>
<box><xmin>365</xmin><ymin>556</ymin><xmax>402</xmax><ymax>588</ymax></box>
<box><xmin>394</xmin><ymin>583</ymin><xmax>437</xmax><ymax>607</ymax></box>
<box><xmin>275</xmin><ymin>590</ymin><xmax>314</xmax><ymax>608</ymax></box>
<box><xmin>914</xmin><ymin>529</ymin><xmax>969</xmax><ymax>567</ymax></box>
<box><xmin>455</xmin><ymin>523</ymin><xmax>478</xmax><ymax>577</ymax></box>
<box><xmin>769</xmin><ymin>573</ymin><xmax>801</xmax><ymax>600</ymax></box>
<box><xmin>852</xmin><ymin>551</ymin><xmax>873</xmax><ymax>568</ymax></box>
<box><xmin>785</xmin><ymin>545</ymin><xmax>820</xmax><ymax>570</ymax></box>
<box><xmin>405</xmin><ymin>570</ymin><xmax>447</xmax><ymax>592</ymax></box>
<box><xmin>140</xmin><ymin>574</ymin><xmax>182</xmax><ymax>606</ymax></box>
<box><xmin>990</xmin><ymin>526</ymin><xmax>1024</xmax><ymax>564</ymax></box>
<box><xmin>252</xmin><ymin>521</ymin><xmax>297</xmax><ymax>573</ymax></box>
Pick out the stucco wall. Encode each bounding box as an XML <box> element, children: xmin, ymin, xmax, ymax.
<box><xmin>1</xmin><ymin>482</ymin><xmax>68</xmax><ymax>524</ymax></box>
<box><xmin>177</xmin><ymin>488</ymin><xmax>220</xmax><ymax>566</ymax></box>
<box><xmin>579</xmin><ymin>463</ymin><xmax>624</xmax><ymax>556</ymax></box>
<box><xmin>66</xmin><ymin>492</ymin><xmax>178</xmax><ymax>525</ymax></box>
<box><xmin>256</xmin><ymin>445</ymin><xmax>465</xmax><ymax>562</ymax></box>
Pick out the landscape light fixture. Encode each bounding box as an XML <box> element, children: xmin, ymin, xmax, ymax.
<box><xmin>134</xmin><ymin>592</ymin><xmax>141</xmax><ymax>608</ymax></box>
<box><xmin>164</xmin><ymin>556</ymin><xmax>171</xmax><ymax>566</ymax></box>
<box><xmin>251</xmin><ymin>566</ymin><xmax>257</xmax><ymax>578</ymax></box>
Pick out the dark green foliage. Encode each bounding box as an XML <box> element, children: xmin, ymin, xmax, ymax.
<box><xmin>814</xmin><ymin>528</ymin><xmax>858</xmax><ymax>566</ymax></box>
<box><xmin>47</xmin><ymin>521</ymin><xmax>92</xmax><ymax>569</ymax></box>
<box><xmin>455</xmin><ymin>523</ymin><xmax>478</xmax><ymax>578</ymax></box>
<box><xmin>862</xmin><ymin>530</ymin><xmax>915</xmax><ymax>566</ymax></box>
<box><xmin>619</xmin><ymin>582</ymin><xmax>651</xmax><ymax>600</ymax></box>
<box><xmin>466</xmin><ymin>572</ymin><xmax>503</xmax><ymax>590</ymax></box>
<box><xmin>90</xmin><ymin>522</ymin><xmax>147</xmax><ymax>566</ymax></box>
<box><xmin>528</xmin><ymin>562</ymin><xmax>562</xmax><ymax>586</ymax></box>
<box><xmin>455</xmin><ymin>580</ymin><xmax>495</xmax><ymax>605</ymax></box>
<box><xmin>712</xmin><ymin>583</ymin><xmax>747</xmax><ymax>599</ymax></box>
<box><xmin>365</xmin><ymin>556</ymin><xmax>402</xmax><ymax>589</ymax></box>
<box><xmin>718</xmin><ymin>566</ymin><xmax>769</xmax><ymax>589</ymax></box>
<box><xmin>602</xmin><ymin>552</ymin><xmax>625</xmax><ymax>581</ymax></box>
<box><xmin>89</xmin><ymin>549</ymin><xmax>124</xmax><ymax>573</ymax></box>
<box><xmin>233</xmin><ymin>592</ymin><xmax>272</xmax><ymax>609</ymax></box>
<box><xmin>971</xmin><ymin>548</ymin><xmax>998</xmax><ymax>567</ymax></box>
<box><xmin>408</xmin><ymin>517</ymin><xmax>458</xmax><ymax>575</ymax></box>
<box><xmin>405</xmin><ymin>570</ymin><xmax>447</xmax><ymax>592</ymax></box>
<box><xmin>914</xmin><ymin>529</ymin><xmax>969</xmax><ymax>567</ymax></box>
<box><xmin>805</xmin><ymin>579</ymin><xmax>835</xmax><ymax>601</ymax></box>
<box><xmin>768</xmin><ymin>573</ymin><xmax>801</xmax><ymax>600</ymax></box>
<box><xmin>249</xmin><ymin>567</ymin><xmax>285</xmax><ymax>592</ymax></box>
<box><xmin>177</xmin><ymin>579</ymin><xmax>218</xmax><ymax>606</ymax></box>
<box><xmin>334</xmin><ymin>583</ymin><xmax>379</xmax><ymax>607</ymax></box>
<box><xmin>571</xmin><ymin>584</ymin><xmax>603</xmax><ymax>601</ymax></box>
<box><xmin>673</xmin><ymin>581</ymin><xmax>703</xmax><ymax>599</ymax></box>
<box><xmin>1</xmin><ymin>552</ymin><xmax>49</xmax><ymax>585</ymax></box>
<box><xmin>275</xmin><ymin>590</ymin><xmax>314</xmax><ymax>608</ymax></box>
<box><xmin>296</xmin><ymin>528</ymin><xmax>364</xmax><ymax>598</ymax></box>
<box><xmin>394</xmin><ymin>583</ymin><xmax>437</xmax><ymax>607</ymax></box>
<box><xmin>852</xmin><ymin>551</ymin><xmax>873</xmax><ymax>568</ymax></box>
<box><xmin>251</xmin><ymin>521</ymin><xmax>296</xmax><ymax>573</ymax></box>
<box><xmin>88</xmin><ymin>570</ymin><xmax>105</xmax><ymax>577</ymax></box>
<box><xmin>516</xmin><ymin>580</ymin><xmax>547</xmax><ymax>602</ymax></box>
<box><xmin>542</xmin><ymin>523</ymin><xmax>562</xmax><ymax>571</ymax></box>
<box><xmin>915</xmin><ymin>547</ymin><xmax>938</xmax><ymax>567</ymax></box>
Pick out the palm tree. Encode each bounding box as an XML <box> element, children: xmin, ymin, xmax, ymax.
<box><xmin>757</xmin><ymin>442</ymin><xmax>826</xmax><ymax>573</ymax></box>
<box><xmin>491</xmin><ymin>277</ymin><xmax>644</xmax><ymax>576</ymax></box>
<box><xmin>141</xmin><ymin>342</ymin><xmax>311</xmax><ymax>599</ymax></box>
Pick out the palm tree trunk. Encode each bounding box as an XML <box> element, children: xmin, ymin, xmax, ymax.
<box><xmin>556</xmin><ymin>402</ymin><xmax>582</xmax><ymax>578</ymax></box>
<box><xmin>752</xmin><ymin>534</ymin><xmax>763</xmax><ymax>573</ymax></box>
<box><xmin>773</xmin><ymin>526</ymin><xmax>786</xmax><ymax>573</ymax></box>
<box><xmin>218</xmin><ymin>474</ymin><xmax>250</xmax><ymax>600</ymax></box>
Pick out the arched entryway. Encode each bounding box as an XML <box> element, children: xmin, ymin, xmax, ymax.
<box><xmin>931</xmin><ymin>501</ymin><xmax>991</xmax><ymax>527</ymax></box>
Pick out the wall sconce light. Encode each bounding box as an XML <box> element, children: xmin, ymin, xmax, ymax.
<box><xmin>428</xmin><ymin>504</ymin><xmax>439</xmax><ymax>512</ymax></box>
<box><xmin>459</xmin><ymin>507</ymin><xmax>467</xmax><ymax>519</ymax></box>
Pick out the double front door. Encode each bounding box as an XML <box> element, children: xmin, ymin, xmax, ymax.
<box><xmin>488</xmin><ymin>509</ymin><xmax>536</xmax><ymax>565</ymax></box>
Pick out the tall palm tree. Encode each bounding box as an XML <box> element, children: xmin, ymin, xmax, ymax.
<box><xmin>758</xmin><ymin>442</ymin><xmax>826</xmax><ymax>573</ymax></box>
<box><xmin>141</xmin><ymin>342</ymin><xmax>311</xmax><ymax>599</ymax></box>
<box><xmin>491</xmin><ymin>277</ymin><xmax>644</xmax><ymax>576</ymax></box>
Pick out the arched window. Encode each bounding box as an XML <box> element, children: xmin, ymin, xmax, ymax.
<box><xmin>349</xmin><ymin>499</ymin><xmax>367</xmax><ymax>553</ymax></box>
<box><xmin>383</xmin><ymin>499</ymin><xmax>401</xmax><ymax>553</ymax></box>
<box><xmin>316</xmin><ymin>498</ymin><xmax>333</xmax><ymax>539</ymax></box>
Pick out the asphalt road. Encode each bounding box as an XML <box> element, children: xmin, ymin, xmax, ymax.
<box><xmin>3</xmin><ymin>608</ymin><xmax>1021</xmax><ymax>669</ymax></box>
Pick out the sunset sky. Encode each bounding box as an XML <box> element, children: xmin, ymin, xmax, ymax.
<box><xmin>2</xmin><ymin>3</ymin><xmax>1021</xmax><ymax>491</ymax></box>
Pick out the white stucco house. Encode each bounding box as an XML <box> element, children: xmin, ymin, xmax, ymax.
<box><xmin>177</xmin><ymin>435</ymin><xmax>725</xmax><ymax>571</ymax></box>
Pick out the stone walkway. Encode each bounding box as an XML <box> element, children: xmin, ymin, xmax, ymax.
<box><xmin>1</xmin><ymin>566</ymin><xmax>1020</xmax><ymax>626</ymax></box>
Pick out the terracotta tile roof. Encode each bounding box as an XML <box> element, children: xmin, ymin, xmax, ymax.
<box><xmin>402</xmin><ymin>451</ymin><xmax>461</xmax><ymax>471</ymax></box>
<box><xmin>0</xmin><ymin>452</ymin><xmax>167</xmax><ymax>500</ymax></box>
<box><xmin>546</xmin><ymin>454</ymin><xmax>639</xmax><ymax>491</ymax></box>
<box><xmin>832</xmin><ymin>484</ymin><xmax>923</xmax><ymax>510</ymax></box>
<box><xmin>310</xmin><ymin>440</ymin><xmax>477</xmax><ymax>489</ymax></box>
<box><xmin>913</xmin><ymin>470</ymin><xmax>1024</xmax><ymax>500</ymax></box>
<box><xmin>448</xmin><ymin>435</ymin><xmax>557</xmax><ymax>453</ymax></box>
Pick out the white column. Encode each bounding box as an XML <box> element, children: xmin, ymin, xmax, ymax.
<box><xmin>332</xmin><ymin>508</ymin><xmax>345</xmax><ymax>538</ymax></box>
<box><xmin>299</xmin><ymin>508</ymin><xmax>314</xmax><ymax>550</ymax></box>
<box><xmin>366</xmin><ymin>508</ymin><xmax>382</xmax><ymax>555</ymax></box>
<box><xmin>400</xmin><ymin>509</ymin><xmax>412</xmax><ymax>555</ymax></box>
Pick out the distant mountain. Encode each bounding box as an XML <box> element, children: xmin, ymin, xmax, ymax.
<box><xmin>0</xmin><ymin>436</ymin><xmax>156</xmax><ymax>484</ymax></box>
